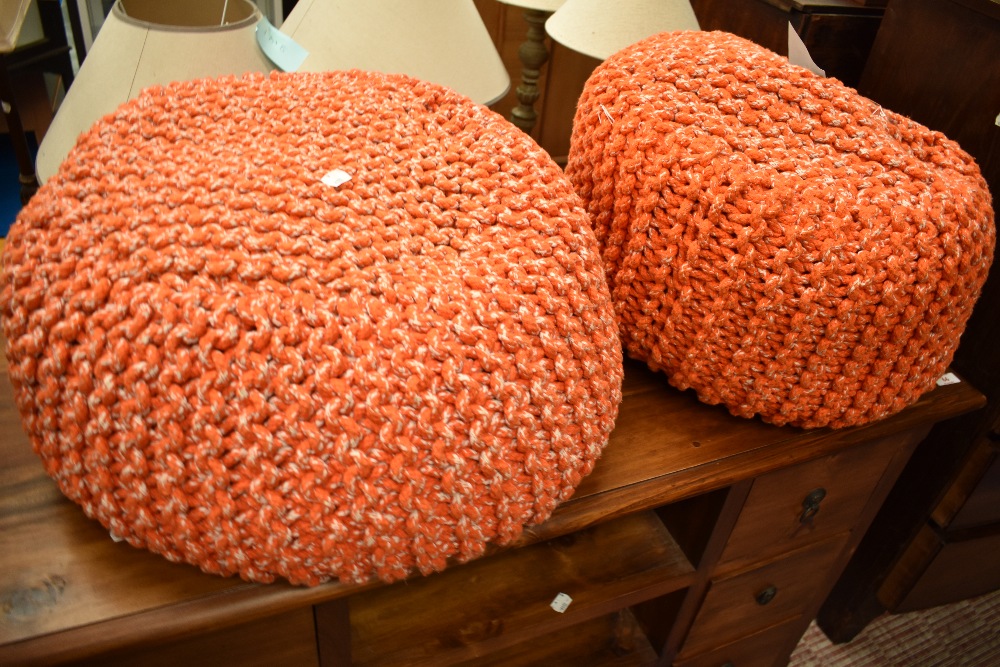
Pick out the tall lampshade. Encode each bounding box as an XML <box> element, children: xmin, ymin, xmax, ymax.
<box><xmin>280</xmin><ymin>0</ymin><xmax>510</xmax><ymax>106</ymax></box>
<box><xmin>545</xmin><ymin>0</ymin><xmax>700</xmax><ymax>60</ymax></box>
<box><xmin>35</xmin><ymin>0</ymin><xmax>273</xmax><ymax>183</ymax></box>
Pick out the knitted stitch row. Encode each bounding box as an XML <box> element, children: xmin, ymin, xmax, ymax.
<box><xmin>1</xmin><ymin>70</ymin><xmax>624</xmax><ymax>585</ymax></box>
<box><xmin>566</xmin><ymin>31</ymin><xmax>994</xmax><ymax>429</ymax></box>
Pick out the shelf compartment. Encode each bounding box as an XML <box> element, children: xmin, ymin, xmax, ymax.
<box><xmin>344</xmin><ymin>511</ymin><xmax>693</xmax><ymax>666</ymax></box>
<box><xmin>656</xmin><ymin>488</ymin><xmax>729</xmax><ymax>567</ymax></box>
<box><xmin>452</xmin><ymin>608</ymin><xmax>658</xmax><ymax>666</ymax></box>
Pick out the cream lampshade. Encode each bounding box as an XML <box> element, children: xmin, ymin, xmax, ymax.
<box><xmin>545</xmin><ymin>0</ymin><xmax>700</xmax><ymax>60</ymax></box>
<box><xmin>35</xmin><ymin>0</ymin><xmax>273</xmax><ymax>184</ymax></box>
<box><xmin>279</xmin><ymin>0</ymin><xmax>510</xmax><ymax>106</ymax></box>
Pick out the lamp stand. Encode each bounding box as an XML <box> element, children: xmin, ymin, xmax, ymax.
<box><xmin>510</xmin><ymin>8</ymin><xmax>552</xmax><ymax>135</ymax></box>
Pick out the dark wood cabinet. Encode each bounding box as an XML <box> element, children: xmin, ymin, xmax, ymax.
<box><xmin>818</xmin><ymin>0</ymin><xmax>1000</xmax><ymax>642</ymax></box>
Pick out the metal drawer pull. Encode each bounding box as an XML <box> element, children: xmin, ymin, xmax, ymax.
<box><xmin>755</xmin><ymin>585</ymin><xmax>778</xmax><ymax>605</ymax></box>
<box><xmin>799</xmin><ymin>487</ymin><xmax>827</xmax><ymax>524</ymax></box>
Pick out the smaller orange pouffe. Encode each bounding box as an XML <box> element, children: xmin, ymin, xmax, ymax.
<box><xmin>566</xmin><ymin>31</ymin><xmax>995</xmax><ymax>429</ymax></box>
<box><xmin>0</xmin><ymin>70</ymin><xmax>623</xmax><ymax>585</ymax></box>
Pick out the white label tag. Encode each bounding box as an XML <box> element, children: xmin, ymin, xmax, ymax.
<box><xmin>937</xmin><ymin>372</ymin><xmax>961</xmax><ymax>387</ymax></box>
<box><xmin>322</xmin><ymin>169</ymin><xmax>352</xmax><ymax>188</ymax></box>
<box><xmin>787</xmin><ymin>23</ymin><xmax>826</xmax><ymax>77</ymax></box>
<box><xmin>256</xmin><ymin>17</ymin><xmax>308</xmax><ymax>72</ymax></box>
<box><xmin>550</xmin><ymin>592</ymin><xmax>572</xmax><ymax>613</ymax></box>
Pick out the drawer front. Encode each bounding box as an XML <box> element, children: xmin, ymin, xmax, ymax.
<box><xmin>680</xmin><ymin>536</ymin><xmax>846</xmax><ymax>658</ymax></box>
<box><xmin>673</xmin><ymin>617</ymin><xmax>804</xmax><ymax>667</ymax></box>
<box><xmin>718</xmin><ymin>435</ymin><xmax>902</xmax><ymax>569</ymax></box>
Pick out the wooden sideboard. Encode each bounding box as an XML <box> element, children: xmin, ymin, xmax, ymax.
<box><xmin>0</xmin><ymin>342</ymin><xmax>984</xmax><ymax>666</ymax></box>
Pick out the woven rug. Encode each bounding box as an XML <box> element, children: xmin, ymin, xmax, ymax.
<box><xmin>790</xmin><ymin>588</ymin><xmax>1000</xmax><ymax>666</ymax></box>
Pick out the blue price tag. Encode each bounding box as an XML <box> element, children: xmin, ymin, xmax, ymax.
<box><xmin>256</xmin><ymin>17</ymin><xmax>308</xmax><ymax>72</ymax></box>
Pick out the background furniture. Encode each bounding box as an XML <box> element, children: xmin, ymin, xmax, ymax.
<box><xmin>0</xmin><ymin>342</ymin><xmax>983</xmax><ymax>665</ymax></box>
<box><xmin>0</xmin><ymin>0</ymin><xmax>76</xmax><ymax>201</ymax></box>
<box><xmin>817</xmin><ymin>0</ymin><xmax>1000</xmax><ymax>641</ymax></box>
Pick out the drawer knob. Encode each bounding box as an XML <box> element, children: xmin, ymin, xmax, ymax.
<box><xmin>799</xmin><ymin>487</ymin><xmax>827</xmax><ymax>524</ymax></box>
<box><xmin>755</xmin><ymin>585</ymin><xmax>778</xmax><ymax>605</ymax></box>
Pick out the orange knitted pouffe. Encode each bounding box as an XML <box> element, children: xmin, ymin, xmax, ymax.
<box><xmin>1</xmin><ymin>70</ymin><xmax>624</xmax><ymax>585</ymax></box>
<box><xmin>566</xmin><ymin>31</ymin><xmax>994</xmax><ymax>429</ymax></box>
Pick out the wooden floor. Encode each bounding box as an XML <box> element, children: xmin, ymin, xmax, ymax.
<box><xmin>790</xmin><ymin>588</ymin><xmax>1000</xmax><ymax>666</ymax></box>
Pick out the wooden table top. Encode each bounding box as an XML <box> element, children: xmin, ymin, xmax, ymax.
<box><xmin>0</xmin><ymin>347</ymin><xmax>985</xmax><ymax>664</ymax></box>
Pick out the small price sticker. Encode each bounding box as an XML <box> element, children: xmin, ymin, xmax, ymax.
<box><xmin>322</xmin><ymin>169</ymin><xmax>352</xmax><ymax>188</ymax></box>
<box><xmin>256</xmin><ymin>17</ymin><xmax>308</xmax><ymax>72</ymax></box>
<box><xmin>936</xmin><ymin>372</ymin><xmax>961</xmax><ymax>387</ymax></box>
<box><xmin>550</xmin><ymin>592</ymin><xmax>573</xmax><ymax>613</ymax></box>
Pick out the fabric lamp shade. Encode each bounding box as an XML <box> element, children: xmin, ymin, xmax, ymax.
<box><xmin>545</xmin><ymin>0</ymin><xmax>700</xmax><ymax>60</ymax></box>
<box><xmin>280</xmin><ymin>0</ymin><xmax>510</xmax><ymax>106</ymax></box>
<box><xmin>34</xmin><ymin>0</ymin><xmax>273</xmax><ymax>184</ymax></box>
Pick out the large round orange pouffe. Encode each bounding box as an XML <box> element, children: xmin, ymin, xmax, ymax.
<box><xmin>1</xmin><ymin>71</ymin><xmax>623</xmax><ymax>585</ymax></box>
<box><xmin>566</xmin><ymin>30</ymin><xmax>994</xmax><ymax>429</ymax></box>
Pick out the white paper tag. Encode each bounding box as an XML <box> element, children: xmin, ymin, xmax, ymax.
<box><xmin>550</xmin><ymin>592</ymin><xmax>572</xmax><ymax>613</ymax></box>
<box><xmin>995</xmin><ymin>112</ymin><xmax>1000</xmax><ymax>128</ymax></box>
<box><xmin>322</xmin><ymin>169</ymin><xmax>352</xmax><ymax>188</ymax></box>
<box><xmin>256</xmin><ymin>17</ymin><xmax>308</xmax><ymax>72</ymax></box>
<box><xmin>936</xmin><ymin>372</ymin><xmax>961</xmax><ymax>387</ymax></box>
<box><xmin>787</xmin><ymin>23</ymin><xmax>825</xmax><ymax>77</ymax></box>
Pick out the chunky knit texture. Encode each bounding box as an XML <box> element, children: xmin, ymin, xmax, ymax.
<box><xmin>1</xmin><ymin>70</ymin><xmax>624</xmax><ymax>585</ymax></box>
<box><xmin>567</xmin><ymin>31</ymin><xmax>994</xmax><ymax>429</ymax></box>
